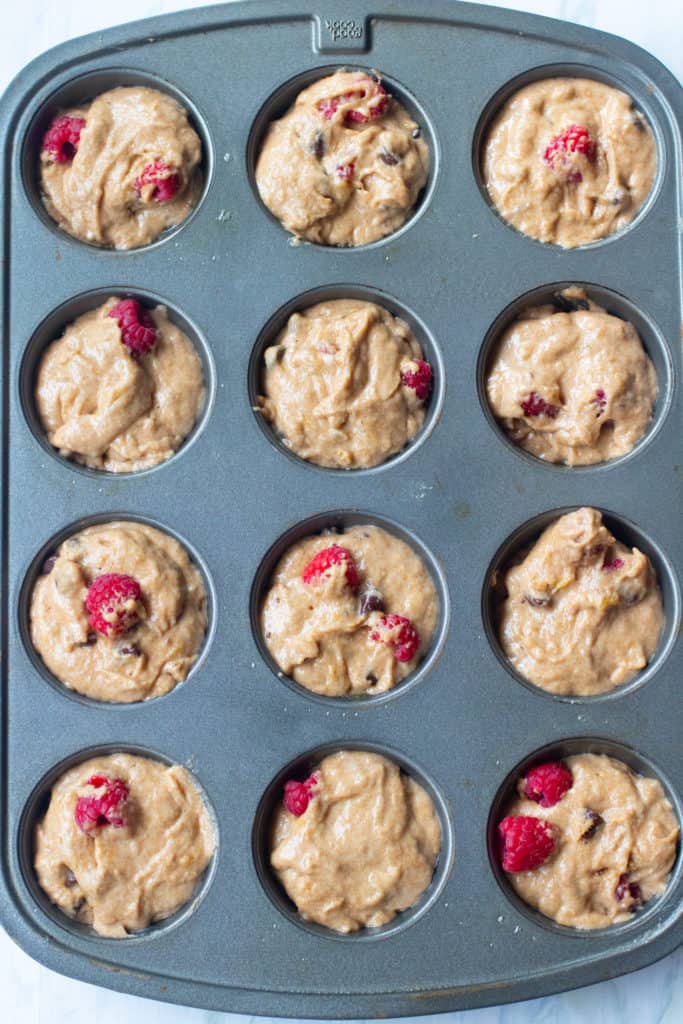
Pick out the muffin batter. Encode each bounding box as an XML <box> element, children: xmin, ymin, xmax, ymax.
<box><xmin>483</xmin><ymin>78</ymin><xmax>656</xmax><ymax>247</ymax></box>
<box><xmin>496</xmin><ymin>507</ymin><xmax>663</xmax><ymax>696</ymax></box>
<box><xmin>34</xmin><ymin>753</ymin><xmax>216</xmax><ymax>937</ymax></box>
<box><xmin>258</xmin><ymin>299</ymin><xmax>431</xmax><ymax>469</ymax></box>
<box><xmin>30</xmin><ymin>521</ymin><xmax>207</xmax><ymax>702</ymax></box>
<box><xmin>486</xmin><ymin>288</ymin><xmax>657</xmax><ymax>465</ymax></box>
<box><xmin>36</xmin><ymin>297</ymin><xmax>205</xmax><ymax>472</ymax></box>
<box><xmin>271</xmin><ymin>750</ymin><xmax>441</xmax><ymax>933</ymax></box>
<box><xmin>261</xmin><ymin>525</ymin><xmax>437</xmax><ymax>697</ymax></box>
<box><xmin>40</xmin><ymin>86</ymin><xmax>202</xmax><ymax>249</ymax></box>
<box><xmin>501</xmin><ymin>753</ymin><xmax>679</xmax><ymax>929</ymax></box>
<box><xmin>255</xmin><ymin>71</ymin><xmax>429</xmax><ymax>246</ymax></box>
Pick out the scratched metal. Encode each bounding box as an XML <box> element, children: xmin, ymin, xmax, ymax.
<box><xmin>0</xmin><ymin>0</ymin><xmax>682</xmax><ymax>1016</ymax></box>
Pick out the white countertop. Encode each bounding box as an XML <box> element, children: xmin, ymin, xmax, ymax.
<box><xmin>1</xmin><ymin>1</ymin><xmax>681</xmax><ymax>1021</ymax></box>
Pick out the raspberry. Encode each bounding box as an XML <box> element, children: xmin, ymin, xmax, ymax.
<box><xmin>134</xmin><ymin>160</ymin><xmax>180</xmax><ymax>203</ymax></box>
<box><xmin>302</xmin><ymin>545</ymin><xmax>360</xmax><ymax>589</ymax></box>
<box><xmin>523</xmin><ymin>762</ymin><xmax>573</xmax><ymax>808</ymax></box>
<box><xmin>74</xmin><ymin>775</ymin><xmax>129</xmax><ymax>834</ymax></box>
<box><xmin>283</xmin><ymin>773</ymin><xmax>319</xmax><ymax>816</ymax></box>
<box><xmin>615</xmin><ymin>872</ymin><xmax>642</xmax><ymax>904</ymax></box>
<box><xmin>336</xmin><ymin>161</ymin><xmax>355</xmax><ymax>181</ymax></box>
<box><xmin>369</xmin><ymin>613</ymin><xmax>420</xmax><ymax>662</ymax></box>
<box><xmin>400</xmin><ymin>359</ymin><xmax>432</xmax><ymax>401</ymax></box>
<box><xmin>499</xmin><ymin>815</ymin><xmax>556</xmax><ymax>872</ymax></box>
<box><xmin>42</xmin><ymin>115</ymin><xmax>86</xmax><ymax>163</ymax></box>
<box><xmin>543</xmin><ymin>124</ymin><xmax>597</xmax><ymax>184</ymax></box>
<box><xmin>107</xmin><ymin>298</ymin><xmax>158</xmax><ymax>357</ymax></box>
<box><xmin>602</xmin><ymin>558</ymin><xmax>625</xmax><ymax>572</ymax></box>
<box><xmin>591</xmin><ymin>389</ymin><xmax>607</xmax><ymax>415</ymax></box>
<box><xmin>520</xmin><ymin>392</ymin><xmax>559</xmax><ymax>418</ymax></box>
<box><xmin>318</xmin><ymin>80</ymin><xmax>388</xmax><ymax>125</ymax></box>
<box><xmin>85</xmin><ymin>573</ymin><xmax>143</xmax><ymax>637</ymax></box>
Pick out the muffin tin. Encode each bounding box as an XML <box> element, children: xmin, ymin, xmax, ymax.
<box><xmin>1</xmin><ymin>0</ymin><xmax>682</xmax><ymax>1016</ymax></box>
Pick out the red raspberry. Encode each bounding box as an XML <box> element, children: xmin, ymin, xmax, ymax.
<box><xmin>107</xmin><ymin>298</ymin><xmax>158</xmax><ymax>357</ymax></box>
<box><xmin>134</xmin><ymin>160</ymin><xmax>180</xmax><ymax>203</ymax></box>
<box><xmin>615</xmin><ymin>872</ymin><xmax>642</xmax><ymax>904</ymax></box>
<box><xmin>523</xmin><ymin>762</ymin><xmax>573</xmax><ymax>808</ymax></box>
<box><xmin>400</xmin><ymin>359</ymin><xmax>432</xmax><ymax>401</ymax></box>
<box><xmin>85</xmin><ymin>573</ymin><xmax>143</xmax><ymax>637</ymax></box>
<box><xmin>302</xmin><ymin>545</ymin><xmax>360</xmax><ymax>589</ymax></box>
<box><xmin>74</xmin><ymin>774</ymin><xmax>129</xmax><ymax>834</ymax></box>
<box><xmin>499</xmin><ymin>815</ymin><xmax>556</xmax><ymax>872</ymax></box>
<box><xmin>42</xmin><ymin>115</ymin><xmax>86</xmax><ymax>163</ymax></box>
<box><xmin>369</xmin><ymin>613</ymin><xmax>420</xmax><ymax>662</ymax></box>
<box><xmin>543</xmin><ymin>124</ymin><xmax>597</xmax><ymax>183</ymax></box>
<box><xmin>520</xmin><ymin>392</ymin><xmax>559</xmax><ymax>418</ymax></box>
<box><xmin>283</xmin><ymin>773</ymin><xmax>319</xmax><ymax>816</ymax></box>
<box><xmin>318</xmin><ymin>81</ymin><xmax>388</xmax><ymax>125</ymax></box>
<box><xmin>602</xmin><ymin>558</ymin><xmax>625</xmax><ymax>572</ymax></box>
<box><xmin>335</xmin><ymin>161</ymin><xmax>355</xmax><ymax>181</ymax></box>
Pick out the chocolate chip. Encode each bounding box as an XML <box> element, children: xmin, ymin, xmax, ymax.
<box><xmin>552</xmin><ymin>292</ymin><xmax>590</xmax><ymax>313</ymax></box>
<box><xmin>40</xmin><ymin>555</ymin><xmax>57</xmax><ymax>575</ymax></box>
<box><xmin>580</xmin><ymin>809</ymin><xmax>605</xmax><ymax>842</ymax></box>
<box><xmin>360</xmin><ymin>588</ymin><xmax>385</xmax><ymax>615</ymax></box>
<box><xmin>311</xmin><ymin>132</ymin><xmax>325</xmax><ymax>159</ymax></box>
<box><xmin>118</xmin><ymin>644</ymin><xmax>141</xmax><ymax>657</ymax></box>
<box><xmin>525</xmin><ymin>593</ymin><xmax>550</xmax><ymax>608</ymax></box>
<box><xmin>633</xmin><ymin>113</ymin><xmax>646</xmax><ymax>132</ymax></box>
<box><xmin>411</xmin><ymin>126</ymin><xmax>421</xmax><ymax>139</ymax></box>
<box><xmin>366</xmin><ymin>672</ymin><xmax>378</xmax><ymax>685</ymax></box>
<box><xmin>380</xmin><ymin>151</ymin><xmax>399</xmax><ymax>166</ymax></box>
<box><xmin>79</xmin><ymin>632</ymin><xmax>97</xmax><ymax>647</ymax></box>
<box><xmin>64</xmin><ymin>869</ymin><xmax>77</xmax><ymax>887</ymax></box>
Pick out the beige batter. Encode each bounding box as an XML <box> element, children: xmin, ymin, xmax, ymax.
<box><xmin>505</xmin><ymin>753</ymin><xmax>679</xmax><ymax>929</ymax></box>
<box><xmin>30</xmin><ymin>521</ymin><xmax>207</xmax><ymax>702</ymax></box>
<box><xmin>35</xmin><ymin>297</ymin><xmax>205</xmax><ymax>472</ymax></box>
<box><xmin>40</xmin><ymin>87</ymin><xmax>202</xmax><ymax>249</ymax></box>
<box><xmin>483</xmin><ymin>78</ymin><xmax>656</xmax><ymax>247</ymax></box>
<box><xmin>486</xmin><ymin>288</ymin><xmax>657</xmax><ymax>465</ymax></box>
<box><xmin>258</xmin><ymin>299</ymin><xmax>428</xmax><ymax>469</ymax></box>
<box><xmin>271</xmin><ymin>750</ymin><xmax>441</xmax><ymax>933</ymax></box>
<box><xmin>255</xmin><ymin>71</ymin><xmax>429</xmax><ymax>246</ymax></box>
<box><xmin>496</xmin><ymin>507</ymin><xmax>663</xmax><ymax>696</ymax></box>
<box><xmin>34</xmin><ymin>753</ymin><xmax>216</xmax><ymax>937</ymax></box>
<box><xmin>261</xmin><ymin>525</ymin><xmax>437</xmax><ymax>697</ymax></box>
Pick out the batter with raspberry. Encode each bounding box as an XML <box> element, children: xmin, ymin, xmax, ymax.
<box><xmin>483</xmin><ymin>78</ymin><xmax>656</xmax><ymax>247</ymax></box>
<box><xmin>486</xmin><ymin>287</ymin><xmax>657</xmax><ymax>465</ymax></box>
<box><xmin>258</xmin><ymin>299</ymin><xmax>432</xmax><ymax>469</ymax></box>
<box><xmin>34</xmin><ymin>753</ymin><xmax>216</xmax><ymax>937</ymax></box>
<box><xmin>260</xmin><ymin>525</ymin><xmax>437</xmax><ymax>697</ymax></box>
<box><xmin>495</xmin><ymin>507</ymin><xmax>663</xmax><ymax>696</ymax></box>
<box><xmin>271</xmin><ymin>750</ymin><xmax>441</xmax><ymax>932</ymax></box>
<box><xmin>30</xmin><ymin>521</ymin><xmax>207</xmax><ymax>702</ymax></box>
<box><xmin>255</xmin><ymin>71</ymin><xmax>429</xmax><ymax>246</ymax></box>
<box><xmin>40</xmin><ymin>86</ymin><xmax>202</xmax><ymax>249</ymax></box>
<box><xmin>498</xmin><ymin>754</ymin><xmax>679</xmax><ymax>929</ymax></box>
<box><xmin>35</xmin><ymin>297</ymin><xmax>205</xmax><ymax>472</ymax></box>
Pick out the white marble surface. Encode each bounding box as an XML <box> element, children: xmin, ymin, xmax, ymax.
<box><xmin>1</xmin><ymin>0</ymin><xmax>681</xmax><ymax>1021</ymax></box>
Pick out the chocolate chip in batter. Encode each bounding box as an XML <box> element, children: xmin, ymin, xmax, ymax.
<box><xmin>79</xmin><ymin>632</ymin><xmax>97</xmax><ymax>647</ymax></box>
<box><xmin>411</xmin><ymin>127</ymin><xmax>421</xmax><ymax>139</ymax></box>
<box><xmin>311</xmin><ymin>132</ymin><xmax>325</xmax><ymax>159</ymax></box>
<box><xmin>524</xmin><ymin>593</ymin><xmax>551</xmax><ymax>608</ymax></box>
<box><xmin>118</xmin><ymin>644</ymin><xmax>141</xmax><ymax>657</ymax></box>
<box><xmin>580</xmin><ymin>809</ymin><xmax>605</xmax><ymax>842</ymax></box>
<box><xmin>40</xmin><ymin>555</ymin><xmax>57</xmax><ymax>575</ymax></box>
<box><xmin>366</xmin><ymin>672</ymin><xmax>378</xmax><ymax>685</ymax></box>
<box><xmin>64</xmin><ymin>868</ymin><xmax>77</xmax><ymax>887</ymax></box>
<box><xmin>380</xmin><ymin>151</ymin><xmax>399</xmax><ymax>166</ymax></box>
<box><xmin>360</xmin><ymin>587</ymin><xmax>385</xmax><ymax>615</ymax></box>
<box><xmin>552</xmin><ymin>292</ymin><xmax>590</xmax><ymax>313</ymax></box>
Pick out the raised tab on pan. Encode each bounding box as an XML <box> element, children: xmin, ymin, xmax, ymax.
<box><xmin>312</xmin><ymin>12</ymin><xmax>370</xmax><ymax>53</ymax></box>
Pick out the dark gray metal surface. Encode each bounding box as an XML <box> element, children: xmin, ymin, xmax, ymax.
<box><xmin>1</xmin><ymin>0</ymin><xmax>681</xmax><ymax>1016</ymax></box>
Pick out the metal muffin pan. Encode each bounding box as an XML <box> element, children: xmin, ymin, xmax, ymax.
<box><xmin>1</xmin><ymin>0</ymin><xmax>681</xmax><ymax>1016</ymax></box>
